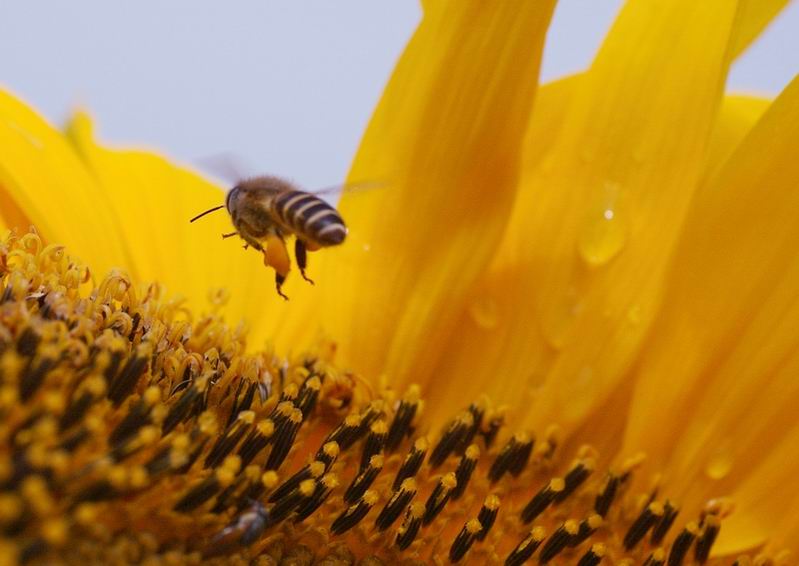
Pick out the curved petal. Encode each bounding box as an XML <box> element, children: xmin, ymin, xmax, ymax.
<box><xmin>623</xmin><ymin>74</ymin><xmax>799</xmax><ymax>553</ymax></box>
<box><xmin>64</xmin><ymin>113</ymin><xmax>292</xmax><ymax>349</ymax></box>
<box><xmin>284</xmin><ymin>0</ymin><xmax>558</xmax><ymax>381</ymax></box>
<box><xmin>0</xmin><ymin>91</ymin><xmax>130</xmax><ymax>274</ymax></box>
<box><xmin>425</xmin><ymin>0</ymin><xmax>748</xmax><ymax>426</ymax></box>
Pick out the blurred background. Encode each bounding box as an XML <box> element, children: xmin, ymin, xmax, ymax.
<box><xmin>1</xmin><ymin>1</ymin><xmax>797</xmax><ymax>190</ymax></box>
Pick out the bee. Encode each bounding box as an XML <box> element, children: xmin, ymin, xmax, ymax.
<box><xmin>191</xmin><ymin>176</ymin><xmax>347</xmax><ymax>299</ymax></box>
<box><xmin>204</xmin><ymin>499</ymin><xmax>269</xmax><ymax>557</ymax></box>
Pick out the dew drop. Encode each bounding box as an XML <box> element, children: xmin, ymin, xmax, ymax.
<box><xmin>469</xmin><ymin>296</ymin><xmax>499</xmax><ymax>330</ymax></box>
<box><xmin>705</xmin><ymin>442</ymin><xmax>733</xmax><ymax>480</ymax></box>
<box><xmin>362</xmin><ymin>243</ymin><xmax>371</xmax><ymax>252</ymax></box>
<box><xmin>578</xmin><ymin>181</ymin><xmax>627</xmax><ymax>267</ymax></box>
<box><xmin>705</xmin><ymin>452</ymin><xmax>732</xmax><ymax>480</ymax></box>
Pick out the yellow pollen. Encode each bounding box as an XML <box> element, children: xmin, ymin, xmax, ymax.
<box><xmin>299</xmin><ymin>479</ymin><xmax>316</xmax><ymax>496</ymax></box>
<box><xmin>363</xmin><ymin>490</ymin><xmax>379</xmax><ymax>506</ymax></box>
<box><xmin>466</xmin><ymin>518</ymin><xmax>482</xmax><ymax>534</ymax></box>
<box><xmin>465</xmin><ymin>443</ymin><xmax>480</xmax><ymax>459</ymax></box>
<box><xmin>441</xmin><ymin>472</ymin><xmax>458</xmax><ymax>490</ymax></box>
<box><xmin>484</xmin><ymin>494</ymin><xmax>500</xmax><ymax>510</ymax></box>
<box><xmin>261</xmin><ymin>471</ymin><xmax>279</xmax><ymax>489</ymax></box>
<box><xmin>309</xmin><ymin>461</ymin><xmax>326</xmax><ymax>477</ymax></box>
<box><xmin>400</xmin><ymin>478</ymin><xmax>417</xmax><ymax>492</ymax></box>
<box><xmin>257</xmin><ymin>419</ymin><xmax>275</xmax><ymax>436</ymax></box>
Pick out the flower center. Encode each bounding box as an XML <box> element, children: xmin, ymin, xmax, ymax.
<box><xmin>0</xmin><ymin>233</ymin><xmax>774</xmax><ymax>565</ymax></box>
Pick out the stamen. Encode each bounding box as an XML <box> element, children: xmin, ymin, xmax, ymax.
<box><xmin>695</xmin><ymin>515</ymin><xmax>721</xmax><ymax>564</ymax></box>
<box><xmin>330</xmin><ymin>490</ymin><xmax>378</xmax><ymax>535</ymax></box>
<box><xmin>644</xmin><ymin>548</ymin><xmax>667</xmax><ymax>566</ymax></box>
<box><xmin>344</xmin><ymin>454</ymin><xmax>383</xmax><ymax>504</ymax></box>
<box><xmin>577</xmin><ymin>543</ymin><xmax>606</xmax><ymax>566</ymax></box>
<box><xmin>236</xmin><ymin>418</ymin><xmax>275</xmax><ymax>467</ymax></box>
<box><xmin>651</xmin><ymin>500</ymin><xmax>679</xmax><ymax>545</ymax></box>
<box><xmin>375</xmin><ymin>478</ymin><xmax>417</xmax><ymax>531</ymax></box>
<box><xmin>294</xmin><ymin>473</ymin><xmax>338</xmax><ymax>523</ymax></box>
<box><xmin>539</xmin><ymin>520</ymin><xmax>579</xmax><ymax>563</ymax></box>
<box><xmin>392</xmin><ymin>437</ymin><xmax>428</xmax><ymax>491</ymax></box>
<box><xmin>264</xmin><ymin>407</ymin><xmax>303</xmax><ymax>470</ymax></box>
<box><xmin>325</xmin><ymin>413</ymin><xmax>364</xmax><ymax>451</ymax></box>
<box><xmin>594</xmin><ymin>473</ymin><xmax>620</xmax><ymax>517</ymax></box>
<box><xmin>386</xmin><ymin>385</ymin><xmax>420</xmax><ymax>451</ymax></box>
<box><xmin>430</xmin><ymin>411</ymin><xmax>473</xmax><ymax>468</ymax></box>
<box><xmin>315</xmin><ymin>440</ymin><xmax>340</xmax><ymax>470</ymax></box>
<box><xmin>553</xmin><ymin>457</ymin><xmax>594</xmax><ymax>503</ymax></box>
<box><xmin>395</xmin><ymin>502</ymin><xmax>425</xmax><ymax>551</ymax></box>
<box><xmin>667</xmin><ymin>521</ymin><xmax>699</xmax><ymax>566</ymax></box>
<box><xmin>204</xmin><ymin>410</ymin><xmax>255</xmax><ymax>469</ymax></box>
<box><xmin>521</xmin><ymin>478</ymin><xmax>565</xmax><ymax>523</ymax></box>
<box><xmin>505</xmin><ymin>526</ymin><xmax>546</xmax><ymax>566</ymax></box>
<box><xmin>269</xmin><ymin>460</ymin><xmax>325</xmax><ymax>503</ymax></box>
<box><xmin>569</xmin><ymin>514</ymin><xmax>602</xmax><ymax>546</ymax></box>
<box><xmin>449</xmin><ymin>518</ymin><xmax>483</xmax><ymax>563</ymax></box>
<box><xmin>360</xmin><ymin>420</ymin><xmax>388</xmax><ymax>470</ymax></box>
<box><xmin>296</xmin><ymin>375</ymin><xmax>321</xmax><ymax>419</ymax></box>
<box><xmin>488</xmin><ymin>432</ymin><xmax>533</xmax><ymax>483</ymax></box>
<box><xmin>451</xmin><ymin>443</ymin><xmax>480</xmax><ymax>500</ymax></box>
<box><xmin>624</xmin><ymin>501</ymin><xmax>665</xmax><ymax>550</ymax></box>
<box><xmin>422</xmin><ymin>472</ymin><xmax>457</xmax><ymax>525</ymax></box>
<box><xmin>268</xmin><ymin>478</ymin><xmax>316</xmax><ymax>525</ymax></box>
<box><xmin>475</xmin><ymin>494</ymin><xmax>500</xmax><ymax>541</ymax></box>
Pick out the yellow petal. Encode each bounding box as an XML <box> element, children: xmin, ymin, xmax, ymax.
<box><xmin>705</xmin><ymin>95</ymin><xmax>771</xmax><ymax>179</ymax></box>
<box><xmin>0</xmin><ymin>91</ymin><xmax>130</xmax><ymax>274</ymax></box>
<box><xmin>290</xmin><ymin>1</ymin><xmax>557</xmax><ymax>380</ymax></box>
<box><xmin>729</xmin><ymin>0</ymin><xmax>792</xmax><ymax>59</ymax></box>
<box><xmin>426</xmin><ymin>0</ymin><xmax>747</xmax><ymax>427</ymax></box>
<box><xmin>64</xmin><ymin>112</ymin><xmax>291</xmax><ymax>348</ymax></box>
<box><xmin>623</xmin><ymin>74</ymin><xmax>799</xmax><ymax>553</ymax></box>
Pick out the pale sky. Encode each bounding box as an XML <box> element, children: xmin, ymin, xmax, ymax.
<box><xmin>1</xmin><ymin>1</ymin><xmax>796</xmax><ymax>190</ymax></box>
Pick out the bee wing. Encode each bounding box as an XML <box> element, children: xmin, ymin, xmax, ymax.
<box><xmin>194</xmin><ymin>152</ymin><xmax>252</xmax><ymax>185</ymax></box>
<box><xmin>308</xmin><ymin>180</ymin><xmax>388</xmax><ymax>198</ymax></box>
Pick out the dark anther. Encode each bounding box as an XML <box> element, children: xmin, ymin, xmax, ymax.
<box><xmin>315</xmin><ymin>441</ymin><xmax>340</xmax><ymax>470</ymax></box>
<box><xmin>392</xmin><ymin>437</ymin><xmax>427</xmax><ymax>491</ymax></box>
<box><xmin>173</xmin><ymin>477</ymin><xmax>221</xmax><ymax>513</ymax></box>
<box><xmin>360</xmin><ymin>420</ymin><xmax>387</xmax><ymax>471</ymax></box>
<box><xmin>451</xmin><ymin>444</ymin><xmax>479</xmax><ymax>500</ymax></box>
<box><xmin>107</xmin><ymin>351</ymin><xmax>149</xmax><ymax>406</ymax></box>
<box><xmin>375</xmin><ymin>478</ymin><xmax>417</xmax><ymax>531</ymax></box>
<box><xmin>386</xmin><ymin>386</ymin><xmax>420</xmax><ymax>451</ymax></box>
<box><xmin>651</xmin><ymin>500</ymin><xmax>679</xmax><ymax>545</ymax></box>
<box><xmin>576</xmin><ymin>544</ymin><xmax>606</xmax><ymax>566</ymax></box>
<box><xmin>449</xmin><ymin>519</ymin><xmax>482</xmax><ymax>563</ymax></box>
<box><xmin>429</xmin><ymin>412</ymin><xmax>472</xmax><ymax>468</ymax></box>
<box><xmin>109</xmin><ymin>398</ymin><xmax>151</xmax><ymax>446</ymax></box>
<box><xmin>667</xmin><ymin>522</ymin><xmax>698</xmax><ymax>566</ymax></box>
<box><xmin>422</xmin><ymin>472</ymin><xmax>457</xmax><ymax>525</ymax></box>
<box><xmin>268</xmin><ymin>461</ymin><xmax>324</xmax><ymax>503</ymax></box>
<box><xmin>345</xmin><ymin>454</ymin><xmax>383</xmax><ymax>504</ymax></box>
<box><xmin>19</xmin><ymin>357</ymin><xmax>55</xmax><ymax>401</ymax></box>
<box><xmin>237</xmin><ymin>419</ymin><xmax>275</xmax><ymax>467</ymax></box>
<box><xmin>324</xmin><ymin>413</ymin><xmax>363</xmax><ymax>451</ymax></box>
<box><xmin>267</xmin><ymin>480</ymin><xmax>315</xmax><ymax>526</ymax></box>
<box><xmin>395</xmin><ymin>502</ymin><xmax>424</xmax><ymax>551</ymax></box>
<box><xmin>624</xmin><ymin>502</ymin><xmax>664</xmax><ymax>550</ymax></box>
<box><xmin>226</xmin><ymin>380</ymin><xmax>256</xmax><ymax>427</ymax></box>
<box><xmin>569</xmin><ymin>514</ymin><xmax>602</xmax><ymax>547</ymax></box>
<box><xmin>594</xmin><ymin>474</ymin><xmax>619</xmax><ymax>517</ymax></box>
<box><xmin>162</xmin><ymin>379</ymin><xmax>206</xmax><ymax>435</ymax></box>
<box><xmin>553</xmin><ymin>458</ymin><xmax>594</xmax><ymax>503</ymax></box>
<box><xmin>74</xmin><ymin>480</ymin><xmax>116</xmax><ymax>503</ymax></box>
<box><xmin>481</xmin><ymin>415</ymin><xmax>503</xmax><ymax>448</ymax></box>
<box><xmin>330</xmin><ymin>490</ymin><xmax>377</xmax><ymax>535</ymax></box>
<box><xmin>16</xmin><ymin>327</ymin><xmax>40</xmax><ymax>356</ymax></box>
<box><xmin>264</xmin><ymin>408</ymin><xmax>302</xmax><ymax>470</ymax></box>
<box><xmin>59</xmin><ymin>392</ymin><xmax>94</xmax><ymax>431</ymax></box>
<box><xmin>504</xmin><ymin>527</ymin><xmax>545</xmax><ymax>566</ymax></box>
<box><xmin>458</xmin><ymin>402</ymin><xmax>485</xmax><ymax>453</ymax></box>
<box><xmin>204</xmin><ymin>413</ymin><xmax>254</xmax><ymax>469</ymax></box>
<box><xmin>294</xmin><ymin>474</ymin><xmax>338</xmax><ymax>523</ymax></box>
<box><xmin>539</xmin><ymin>522</ymin><xmax>578</xmax><ymax>564</ymax></box>
<box><xmin>643</xmin><ymin>549</ymin><xmax>666</xmax><ymax>566</ymax></box>
<box><xmin>476</xmin><ymin>494</ymin><xmax>500</xmax><ymax>541</ymax></box>
<box><xmin>521</xmin><ymin>478</ymin><xmax>563</xmax><ymax>524</ymax></box>
<box><xmin>694</xmin><ymin>516</ymin><xmax>720</xmax><ymax>565</ymax></box>
<box><xmin>296</xmin><ymin>375</ymin><xmax>321</xmax><ymax>419</ymax></box>
<box><xmin>488</xmin><ymin>432</ymin><xmax>533</xmax><ymax>483</ymax></box>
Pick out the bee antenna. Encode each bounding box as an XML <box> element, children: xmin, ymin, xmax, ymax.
<box><xmin>190</xmin><ymin>205</ymin><xmax>225</xmax><ymax>223</ymax></box>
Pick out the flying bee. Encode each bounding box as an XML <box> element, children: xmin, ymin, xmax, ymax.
<box><xmin>191</xmin><ymin>176</ymin><xmax>348</xmax><ymax>299</ymax></box>
<box><xmin>204</xmin><ymin>499</ymin><xmax>269</xmax><ymax>557</ymax></box>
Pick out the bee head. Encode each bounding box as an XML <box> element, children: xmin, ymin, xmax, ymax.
<box><xmin>225</xmin><ymin>185</ymin><xmax>241</xmax><ymax>213</ymax></box>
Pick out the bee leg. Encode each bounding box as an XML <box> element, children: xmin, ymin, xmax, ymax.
<box><xmin>264</xmin><ymin>235</ymin><xmax>291</xmax><ymax>300</ymax></box>
<box><xmin>295</xmin><ymin>240</ymin><xmax>314</xmax><ymax>285</ymax></box>
<box><xmin>222</xmin><ymin>232</ymin><xmax>238</xmax><ymax>239</ymax></box>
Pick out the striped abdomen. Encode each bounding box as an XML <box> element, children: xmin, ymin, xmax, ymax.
<box><xmin>271</xmin><ymin>190</ymin><xmax>347</xmax><ymax>246</ymax></box>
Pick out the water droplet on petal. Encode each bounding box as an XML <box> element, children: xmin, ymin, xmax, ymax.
<box><xmin>469</xmin><ymin>296</ymin><xmax>499</xmax><ymax>330</ymax></box>
<box><xmin>705</xmin><ymin>449</ymin><xmax>733</xmax><ymax>480</ymax></box>
<box><xmin>578</xmin><ymin>181</ymin><xmax>627</xmax><ymax>267</ymax></box>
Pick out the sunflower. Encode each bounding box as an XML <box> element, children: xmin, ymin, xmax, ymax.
<box><xmin>0</xmin><ymin>0</ymin><xmax>797</xmax><ymax>564</ymax></box>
